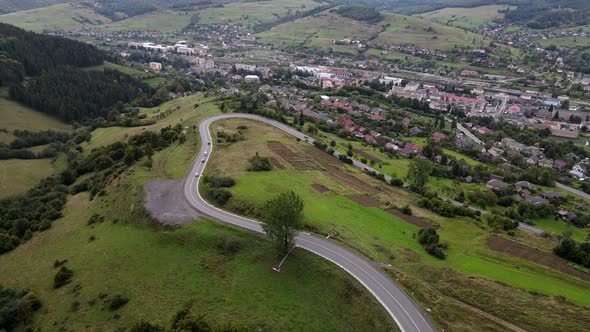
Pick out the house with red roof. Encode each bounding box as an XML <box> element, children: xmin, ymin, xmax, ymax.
<box><xmin>364</xmin><ymin>135</ymin><xmax>376</xmax><ymax>144</ymax></box>
<box><xmin>405</xmin><ymin>142</ymin><xmax>423</xmax><ymax>153</ymax></box>
<box><xmin>432</xmin><ymin>132</ymin><xmax>447</xmax><ymax>141</ymax></box>
<box><xmin>554</xmin><ymin>159</ymin><xmax>567</xmax><ymax>171</ymax></box>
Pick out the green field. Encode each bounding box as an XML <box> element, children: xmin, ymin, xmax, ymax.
<box><xmin>535</xmin><ymin>36</ymin><xmax>590</xmax><ymax>49</ymax></box>
<box><xmin>417</xmin><ymin>5</ymin><xmax>513</xmax><ymax>30</ymax></box>
<box><xmin>0</xmin><ymin>88</ymin><xmax>72</xmax><ymax>136</ymax></box>
<box><xmin>0</xmin><ymin>154</ymin><xmax>67</xmax><ymax>199</ymax></box>
<box><xmin>0</xmin><ymin>3</ymin><xmax>111</xmax><ymax>32</ymax></box>
<box><xmin>0</xmin><ymin>97</ymin><xmax>395</xmax><ymax>330</ymax></box>
<box><xmin>198</xmin><ymin>0</ymin><xmax>327</xmax><ymax>25</ymax></box>
<box><xmin>257</xmin><ymin>8</ymin><xmax>490</xmax><ymax>51</ymax></box>
<box><xmin>82</xmin><ymin>94</ymin><xmax>218</xmax><ymax>151</ymax></box>
<box><xmin>84</xmin><ymin>61</ymin><xmax>148</xmax><ymax>78</ymax></box>
<box><xmin>532</xmin><ymin>216</ymin><xmax>589</xmax><ymax>241</ymax></box>
<box><xmin>98</xmin><ymin>9</ymin><xmax>194</xmax><ymax>32</ymax></box>
<box><xmin>201</xmin><ymin>118</ymin><xmax>590</xmax><ymax>331</ymax></box>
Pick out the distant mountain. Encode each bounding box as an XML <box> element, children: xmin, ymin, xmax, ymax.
<box><xmin>0</xmin><ymin>0</ymin><xmax>70</xmax><ymax>14</ymax></box>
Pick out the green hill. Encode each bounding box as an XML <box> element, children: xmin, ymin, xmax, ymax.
<box><xmin>257</xmin><ymin>8</ymin><xmax>491</xmax><ymax>51</ymax></box>
<box><xmin>0</xmin><ymin>3</ymin><xmax>111</xmax><ymax>31</ymax></box>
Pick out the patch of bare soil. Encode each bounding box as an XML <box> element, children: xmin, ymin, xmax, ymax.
<box><xmin>144</xmin><ymin>179</ymin><xmax>201</xmax><ymax>225</ymax></box>
<box><xmin>269</xmin><ymin>157</ymin><xmax>285</xmax><ymax>169</ymax></box>
<box><xmin>353</xmin><ymin>148</ymin><xmax>382</xmax><ymax>164</ymax></box>
<box><xmin>311</xmin><ymin>183</ymin><xmax>330</xmax><ymax>193</ymax></box>
<box><xmin>304</xmin><ymin>146</ymin><xmax>379</xmax><ymax>193</ymax></box>
<box><xmin>487</xmin><ymin>235</ymin><xmax>590</xmax><ymax>282</ymax></box>
<box><xmin>267</xmin><ymin>141</ymin><xmax>321</xmax><ymax>170</ymax></box>
<box><xmin>387</xmin><ymin>209</ymin><xmax>433</xmax><ymax>229</ymax></box>
<box><xmin>347</xmin><ymin>194</ymin><xmax>381</xmax><ymax>207</ymax></box>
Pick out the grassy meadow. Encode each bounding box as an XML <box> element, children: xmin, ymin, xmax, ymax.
<box><xmin>0</xmin><ymin>154</ymin><xmax>67</xmax><ymax>199</ymax></box>
<box><xmin>202</xmin><ymin>118</ymin><xmax>590</xmax><ymax>331</ymax></box>
<box><xmin>0</xmin><ymin>3</ymin><xmax>111</xmax><ymax>32</ymax></box>
<box><xmin>0</xmin><ymin>96</ymin><xmax>396</xmax><ymax>330</ymax></box>
<box><xmin>417</xmin><ymin>5</ymin><xmax>513</xmax><ymax>30</ymax></box>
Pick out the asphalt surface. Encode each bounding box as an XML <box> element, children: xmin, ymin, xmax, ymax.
<box><xmin>183</xmin><ymin>113</ymin><xmax>437</xmax><ymax>332</ymax></box>
<box><xmin>556</xmin><ymin>182</ymin><xmax>590</xmax><ymax>200</ymax></box>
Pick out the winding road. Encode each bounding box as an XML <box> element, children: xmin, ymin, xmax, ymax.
<box><xmin>183</xmin><ymin>113</ymin><xmax>436</xmax><ymax>332</ymax></box>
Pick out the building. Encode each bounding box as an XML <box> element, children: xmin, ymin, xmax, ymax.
<box><xmin>486</xmin><ymin>179</ymin><xmax>509</xmax><ymax>191</ymax></box>
<box><xmin>149</xmin><ymin>62</ymin><xmax>162</xmax><ymax>71</ymax></box>
<box><xmin>244</xmin><ymin>75</ymin><xmax>260</xmax><ymax>81</ymax></box>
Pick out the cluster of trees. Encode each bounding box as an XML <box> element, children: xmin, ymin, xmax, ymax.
<box><xmin>0</xmin><ymin>126</ymin><xmax>185</xmax><ymax>254</ymax></box>
<box><xmin>203</xmin><ymin>176</ymin><xmax>235</xmax><ymax>206</ymax></box>
<box><xmin>503</xmin><ymin>5</ymin><xmax>589</xmax><ymax>29</ymax></box>
<box><xmin>418</xmin><ymin>196</ymin><xmax>479</xmax><ymax>218</ymax></box>
<box><xmin>252</xmin><ymin>3</ymin><xmax>336</xmax><ymax>33</ymax></box>
<box><xmin>485</xmin><ymin>213</ymin><xmax>518</xmax><ymax>232</ymax></box>
<box><xmin>417</xmin><ymin>228</ymin><xmax>447</xmax><ymax>259</ymax></box>
<box><xmin>0</xmin><ymin>286</ymin><xmax>42</xmax><ymax>331</ymax></box>
<box><xmin>10</xmin><ymin>67</ymin><xmax>154</xmax><ymax>124</ymax></box>
<box><xmin>8</xmin><ymin>130</ymin><xmax>70</xmax><ymax>149</ymax></box>
<box><xmin>92</xmin><ymin>0</ymin><xmax>157</xmax><ymax>21</ymax></box>
<box><xmin>554</xmin><ymin>236</ymin><xmax>590</xmax><ymax>268</ymax></box>
<box><xmin>0</xmin><ymin>23</ymin><xmax>103</xmax><ymax>82</ymax></box>
<box><xmin>333</xmin><ymin>5</ymin><xmax>384</xmax><ymax>23</ymax></box>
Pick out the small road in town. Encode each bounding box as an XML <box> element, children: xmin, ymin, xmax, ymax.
<box><xmin>556</xmin><ymin>182</ymin><xmax>590</xmax><ymax>201</ymax></box>
<box><xmin>183</xmin><ymin>113</ymin><xmax>437</xmax><ymax>332</ymax></box>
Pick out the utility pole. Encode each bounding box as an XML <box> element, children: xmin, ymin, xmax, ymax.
<box><xmin>272</xmin><ymin>245</ymin><xmax>297</xmax><ymax>272</ymax></box>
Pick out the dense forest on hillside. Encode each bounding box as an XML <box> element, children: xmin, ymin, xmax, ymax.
<box><xmin>333</xmin><ymin>5</ymin><xmax>383</xmax><ymax>23</ymax></box>
<box><xmin>88</xmin><ymin>0</ymin><xmax>158</xmax><ymax>21</ymax></box>
<box><xmin>9</xmin><ymin>67</ymin><xmax>153</xmax><ymax>124</ymax></box>
<box><xmin>0</xmin><ymin>23</ymin><xmax>104</xmax><ymax>80</ymax></box>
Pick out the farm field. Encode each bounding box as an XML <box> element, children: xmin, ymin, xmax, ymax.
<box><xmin>0</xmin><ymin>3</ymin><xmax>111</xmax><ymax>32</ymax></box>
<box><xmin>532</xmin><ymin>216</ymin><xmax>589</xmax><ymax>241</ymax></box>
<box><xmin>417</xmin><ymin>5</ymin><xmax>513</xmax><ymax>30</ymax></box>
<box><xmin>0</xmin><ymin>154</ymin><xmax>67</xmax><ymax>199</ymax></box>
<box><xmin>203</xmin><ymin>118</ymin><xmax>590</xmax><ymax>320</ymax></box>
<box><xmin>535</xmin><ymin>36</ymin><xmax>590</xmax><ymax>49</ymax></box>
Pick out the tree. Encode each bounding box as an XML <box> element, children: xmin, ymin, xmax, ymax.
<box><xmin>407</xmin><ymin>159</ymin><xmax>433</xmax><ymax>190</ymax></box>
<box><xmin>262</xmin><ymin>191</ymin><xmax>304</xmax><ymax>254</ymax></box>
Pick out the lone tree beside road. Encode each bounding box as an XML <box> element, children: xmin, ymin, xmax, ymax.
<box><xmin>407</xmin><ymin>158</ymin><xmax>433</xmax><ymax>191</ymax></box>
<box><xmin>263</xmin><ymin>191</ymin><xmax>304</xmax><ymax>255</ymax></box>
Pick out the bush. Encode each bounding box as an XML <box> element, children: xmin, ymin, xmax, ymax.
<box><xmin>107</xmin><ymin>295</ymin><xmax>129</xmax><ymax>310</ymax></box>
<box><xmin>53</xmin><ymin>266</ymin><xmax>74</xmax><ymax>288</ymax></box>
<box><xmin>389</xmin><ymin>176</ymin><xmax>403</xmax><ymax>187</ymax></box>
<box><xmin>0</xmin><ymin>287</ymin><xmax>42</xmax><ymax>331</ymax></box>
<box><xmin>130</xmin><ymin>321</ymin><xmax>166</xmax><ymax>332</ymax></box>
<box><xmin>87</xmin><ymin>214</ymin><xmax>105</xmax><ymax>225</ymax></box>
<box><xmin>360</xmin><ymin>158</ymin><xmax>367</xmax><ymax>164</ymax></box>
<box><xmin>247</xmin><ymin>155</ymin><xmax>272</xmax><ymax>171</ymax></box>
<box><xmin>399</xmin><ymin>205</ymin><xmax>412</xmax><ymax>216</ymax></box>
<box><xmin>209</xmin><ymin>188</ymin><xmax>232</xmax><ymax>205</ymax></box>
<box><xmin>209</xmin><ymin>176</ymin><xmax>235</xmax><ymax>188</ymax></box>
<box><xmin>417</xmin><ymin>228</ymin><xmax>447</xmax><ymax>259</ymax></box>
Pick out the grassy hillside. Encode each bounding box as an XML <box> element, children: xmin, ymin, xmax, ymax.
<box><xmin>417</xmin><ymin>5</ymin><xmax>513</xmax><ymax>30</ymax></box>
<box><xmin>0</xmin><ymin>88</ymin><xmax>72</xmax><ymax>139</ymax></box>
<box><xmin>0</xmin><ymin>154</ymin><xmax>67</xmax><ymax>199</ymax></box>
<box><xmin>202</xmin><ymin>118</ymin><xmax>590</xmax><ymax>331</ymax></box>
<box><xmin>98</xmin><ymin>9</ymin><xmax>194</xmax><ymax>32</ymax></box>
<box><xmin>197</xmin><ymin>0</ymin><xmax>326</xmax><ymax>25</ymax></box>
<box><xmin>0</xmin><ymin>96</ymin><xmax>394</xmax><ymax>330</ymax></box>
<box><xmin>0</xmin><ymin>3</ymin><xmax>111</xmax><ymax>32</ymax></box>
<box><xmin>257</xmin><ymin>8</ymin><xmax>490</xmax><ymax>51</ymax></box>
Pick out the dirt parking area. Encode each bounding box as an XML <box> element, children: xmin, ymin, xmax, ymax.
<box><xmin>487</xmin><ymin>235</ymin><xmax>590</xmax><ymax>282</ymax></box>
<box><xmin>144</xmin><ymin>179</ymin><xmax>201</xmax><ymax>225</ymax></box>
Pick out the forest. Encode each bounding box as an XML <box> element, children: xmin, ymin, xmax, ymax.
<box><xmin>0</xmin><ymin>23</ymin><xmax>104</xmax><ymax>80</ymax></box>
<box><xmin>9</xmin><ymin>67</ymin><xmax>154</xmax><ymax>124</ymax></box>
<box><xmin>333</xmin><ymin>5</ymin><xmax>384</xmax><ymax>23</ymax></box>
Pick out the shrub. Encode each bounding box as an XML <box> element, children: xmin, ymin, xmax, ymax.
<box><xmin>53</xmin><ymin>266</ymin><xmax>74</xmax><ymax>288</ymax></box>
<box><xmin>360</xmin><ymin>158</ymin><xmax>367</xmax><ymax>164</ymax></box>
<box><xmin>107</xmin><ymin>295</ymin><xmax>129</xmax><ymax>310</ymax></box>
<box><xmin>0</xmin><ymin>287</ymin><xmax>42</xmax><ymax>331</ymax></box>
<box><xmin>130</xmin><ymin>321</ymin><xmax>166</xmax><ymax>332</ymax></box>
<box><xmin>247</xmin><ymin>155</ymin><xmax>272</xmax><ymax>171</ymax></box>
<box><xmin>417</xmin><ymin>228</ymin><xmax>447</xmax><ymax>259</ymax></box>
<box><xmin>87</xmin><ymin>214</ymin><xmax>105</xmax><ymax>225</ymax></box>
<box><xmin>399</xmin><ymin>205</ymin><xmax>412</xmax><ymax>216</ymax></box>
<box><xmin>209</xmin><ymin>188</ymin><xmax>232</xmax><ymax>205</ymax></box>
<box><xmin>209</xmin><ymin>177</ymin><xmax>235</xmax><ymax>188</ymax></box>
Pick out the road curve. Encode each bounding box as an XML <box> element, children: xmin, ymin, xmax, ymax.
<box><xmin>183</xmin><ymin>113</ymin><xmax>436</xmax><ymax>332</ymax></box>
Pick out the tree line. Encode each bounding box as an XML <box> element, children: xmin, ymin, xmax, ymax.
<box><xmin>0</xmin><ymin>23</ymin><xmax>104</xmax><ymax>85</ymax></box>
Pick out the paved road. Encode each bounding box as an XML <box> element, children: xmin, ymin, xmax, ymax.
<box><xmin>183</xmin><ymin>113</ymin><xmax>436</xmax><ymax>332</ymax></box>
<box><xmin>556</xmin><ymin>182</ymin><xmax>590</xmax><ymax>200</ymax></box>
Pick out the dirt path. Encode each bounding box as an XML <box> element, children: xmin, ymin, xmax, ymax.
<box><xmin>347</xmin><ymin>194</ymin><xmax>381</xmax><ymax>207</ymax></box>
<box><xmin>487</xmin><ymin>235</ymin><xmax>590</xmax><ymax>282</ymax></box>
